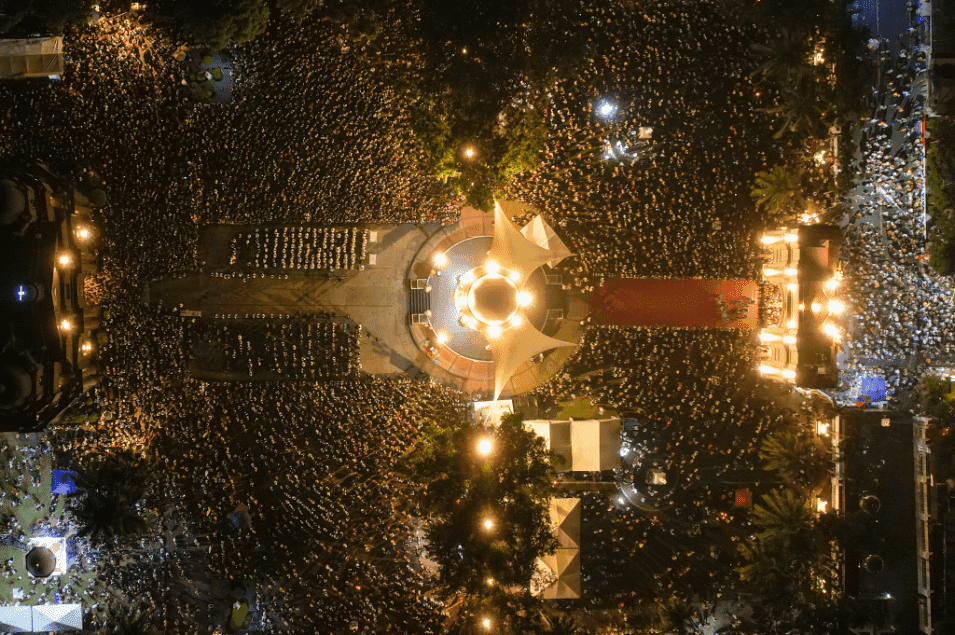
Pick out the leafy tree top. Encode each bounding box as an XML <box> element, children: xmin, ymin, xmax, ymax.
<box><xmin>405</xmin><ymin>412</ymin><xmax>558</xmax><ymax>594</ymax></box>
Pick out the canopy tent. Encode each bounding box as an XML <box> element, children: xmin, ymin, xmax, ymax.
<box><xmin>487</xmin><ymin>204</ymin><xmax>555</xmax><ymax>284</ymax></box>
<box><xmin>0</xmin><ymin>606</ymin><xmax>32</xmax><ymax>632</ymax></box>
<box><xmin>551</xmin><ymin>497</ymin><xmax>581</xmax><ymax>549</ymax></box>
<box><xmin>0</xmin><ymin>38</ymin><xmax>64</xmax><ymax>79</ymax></box>
<box><xmin>51</xmin><ymin>469</ymin><xmax>79</xmax><ymax>495</ymax></box>
<box><xmin>25</xmin><ymin>547</ymin><xmax>55</xmax><ymax>578</ymax></box>
<box><xmin>520</xmin><ymin>215</ymin><xmax>572</xmax><ymax>268</ymax></box>
<box><xmin>570</xmin><ymin>419</ymin><xmax>622</xmax><ymax>471</ymax></box>
<box><xmin>489</xmin><ymin>326</ymin><xmax>575</xmax><ymax>400</ymax></box>
<box><xmin>32</xmin><ymin>604</ymin><xmax>82</xmax><ymax>632</ymax></box>
<box><xmin>531</xmin><ymin>497</ymin><xmax>581</xmax><ymax>599</ymax></box>
<box><xmin>524</xmin><ymin>419</ymin><xmax>622</xmax><ymax>471</ymax></box>
<box><xmin>535</xmin><ymin>550</ymin><xmax>581</xmax><ymax>599</ymax></box>
<box><xmin>524</xmin><ymin>420</ymin><xmax>572</xmax><ymax>467</ymax></box>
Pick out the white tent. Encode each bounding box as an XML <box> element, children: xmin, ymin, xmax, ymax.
<box><xmin>32</xmin><ymin>604</ymin><xmax>82</xmax><ymax>632</ymax></box>
<box><xmin>524</xmin><ymin>419</ymin><xmax>622</xmax><ymax>471</ymax></box>
<box><xmin>551</xmin><ymin>497</ymin><xmax>581</xmax><ymax>549</ymax></box>
<box><xmin>536</xmin><ymin>550</ymin><xmax>581</xmax><ymax>599</ymax></box>
<box><xmin>570</xmin><ymin>419</ymin><xmax>622</xmax><ymax>471</ymax></box>
<box><xmin>524</xmin><ymin>420</ymin><xmax>572</xmax><ymax>468</ymax></box>
<box><xmin>520</xmin><ymin>215</ymin><xmax>572</xmax><ymax>268</ymax></box>
<box><xmin>0</xmin><ymin>606</ymin><xmax>32</xmax><ymax>632</ymax></box>
<box><xmin>531</xmin><ymin>497</ymin><xmax>581</xmax><ymax>599</ymax></box>
<box><xmin>488</xmin><ymin>204</ymin><xmax>555</xmax><ymax>284</ymax></box>
<box><xmin>0</xmin><ymin>38</ymin><xmax>64</xmax><ymax>79</ymax></box>
<box><xmin>489</xmin><ymin>326</ymin><xmax>575</xmax><ymax>400</ymax></box>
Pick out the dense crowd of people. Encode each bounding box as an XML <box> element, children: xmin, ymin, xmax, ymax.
<box><xmin>188</xmin><ymin>315</ymin><xmax>360</xmax><ymax>378</ymax></box>
<box><xmin>507</xmin><ymin>0</ymin><xmax>777</xmax><ymax>282</ymax></box>
<box><xmin>230</xmin><ymin>226</ymin><xmax>369</xmax><ymax>271</ymax></box>
<box><xmin>0</xmin><ymin>0</ymin><xmax>944</xmax><ymax>632</ymax></box>
<box><xmin>838</xmin><ymin>31</ymin><xmax>949</xmax><ymax>405</ymax></box>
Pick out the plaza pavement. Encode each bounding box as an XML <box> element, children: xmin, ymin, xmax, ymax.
<box><xmin>148</xmin><ymin>223</ymin><xmax>437</xmax><ymax>378</ymax></box>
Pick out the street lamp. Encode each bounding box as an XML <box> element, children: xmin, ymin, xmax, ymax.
<box><xmin>596</xmin><ymin>99</ymin><xmax>617</xmax><ymax>119</ymax></box>
<box><xmin>481</xmin><ymin>617</ymin><xmax>492</xmax><ymax>630</ymax></box>
<box><xmin>482</xmin><ymin>517</ymin><xmax>495</xmax><ymax>531</ymax></box>
<box><xmin>477</xmin><ymin>438</ymin><xmax>493</xmax><ymax>456</ymax></box>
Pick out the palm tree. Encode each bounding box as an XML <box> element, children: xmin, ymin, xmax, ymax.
<box><xmin>750</xmin><ymin>28</ymin><xmax>815</xmax><ymax>87</ymax></box>
<box><xmin>72</xmin><ymin>449</ymin><xmax>152</xmax><ymax>546</ymax></box>
<box><xmin>102</xmin><ymin>601</ymin><xmax>157</xmax><ymax>635</ymax></box>
<box><xmin>752</xmin><ymin>487</ymin><xmax>815</xmax><ymax>547</ymax></box>
<box><xmin>751</xmin><ymin>165</ymin><xmax>813</xmax><ymax>220</ymax></box>
<box><xmin>548</xmin><ymin>614</ymin><xmax>579</xmax><ymax>635</ymax></box>
<box><xmin>759</xmin><ymin>427</ymin><xmax>830</xmax><ymax>494</ymax></box>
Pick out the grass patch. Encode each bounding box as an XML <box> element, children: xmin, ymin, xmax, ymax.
<box><xmin>555</xmin><ymin>395</ymin><xmax>614</xmax><ymax>420</ymax></box>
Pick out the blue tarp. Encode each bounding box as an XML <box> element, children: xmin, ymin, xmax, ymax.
<box><xmin>859</xmin><ymin>377</ymin><xmax>887</xmax><ymax>402</ymax></box>
<box><xmin>51</xmin><ymin>470</ymin><xmax>79</xmax><ymax>495</ymax></box>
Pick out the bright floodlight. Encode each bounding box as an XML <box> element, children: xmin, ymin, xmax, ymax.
<box><xmin>437</xmin><ymin>331</ymin><xmax>449</xmax><ymax>344</ymax></box>
<box><xmin>510</xmin><ymin>314</ymin><xmax>523</xmax><ymax>327</ymax></box>
<box><xmin>486</xmin><ymin>324</ymin><xmax>502</xmax><ymax>338</ymax></box>
<box><xmin>59</xmin><ymin>318</ymin><xmax>73</xmax><ymax>332</ymax></box>
<box><xmin>824</xmin><ymin>277</ymin><xmax>839</xmax><ymax>291</ymax></box>
<box><xmin>481</xmin><ymin>617</ymin><xmax>492</xmax><ymax>630</ymax></box>
<box><xmin>433</xmin><ymin>252</ymin><xmax>448</xmax><ymax>267</ymax></box>
<box><xmin>784</xmin><ymin>268</ymin><xmax>798</xmax><ymax>276</ymax></box>
<box><xmin>781</xmin><ymin>369</ymin><xmax>796</xmax><ymax>379</ymax></box>
<box><xmin>596</xmin><ymin>100</ymin><xmax>617</xmax><ymax>118</ymax></box>
<box><xmin>486</xmin><ymin>577</ymin><xmax>495</xmax><ymax>586</ymax></box>
<box><xmin>784</xmin><ymin>233</ymin><xmax>799</xmax><ymax>243</ymax></box>
<box><xmin>76</xmin><ymin>227</ymin><xmax>91</xmax><ymax>240</ymax></box>
<box><xmin>516</xmin><ymin>291</ymin><xmax>532</xmax><ymax>307</ymax></box>
<box><xmin>464</xmin><ymin>147</ymin><xmax>475</xmax><ymax>159</ymax></box>
<box><xmin>507</xmin><ymin>270</ymin><xmax>521</xmax><ymax>283</ymax></box>
<box><xmin>477</xmin><ymin>438</ymin><xmax>493</xmax><ymax>456</ymax></box>
<box><xmin>828</xmin><ymin>300</ymin><xmax>845</xmax><ymax>315</ymax></box>
<box><xmin>823</xmin><ymin>323</ymin><xmax>840</xmax><ymax>340</ymax></box>
<box><xmin>461</xmin><ymin>270</ymin><xmax>476</xmax><ymax>285</ymax></box>
<box><xmin>485</xmin><ymin>260</ymin><xmax>499</xmax><ymax>275</ymax></box>
<box><xmin>482</xmin><ymin>517</ymin><xmax>495</xmax><ymax>531</ymax></box>
<box><xmin>57</xmin><ymin>253</ymin><xmax>72</xmax><ymax>267</ymax></box>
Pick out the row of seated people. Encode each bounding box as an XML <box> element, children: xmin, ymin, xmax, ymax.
<box><xmin>229</xmin><ymin>226</ymin><xmax>369</xmax><ymax>271</ymax></box>
<box><xmin>189</xmin><ymin>316</ymin><xmax>360</xmax><ymax>378</ymax></box>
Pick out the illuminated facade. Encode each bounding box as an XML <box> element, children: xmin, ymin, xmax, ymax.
<box><xmin>758</xmin><ymin>225</ymin><xmax>843</xmax><ymax>388</ymax></box>
<box><xmin>0</xmin><ymin>161</ymin><xmax>102</xmax><ymax>431</ymax></box>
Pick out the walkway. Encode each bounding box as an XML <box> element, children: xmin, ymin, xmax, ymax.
<box><xmin>147</xmin><ymin>224</ymin><xmax>432</xmax><ymax>377</ymax></box>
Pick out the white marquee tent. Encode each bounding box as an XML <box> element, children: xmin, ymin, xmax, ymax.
<box><xmin>0</xmin><ymin>38</ymin><xmax>64</xmax><ymax>79</ymax></box>
<box><xmin>524</xmin><ymin>419</ymin><xmax>622</xmax><ymax>471</ymax></box>
<box><xmin>531</xmin><ymin>498</ymin><xmax>581</xmax><ymax>599</ymax></box>
<box><xmin>0</xmin><ymin>605</ymin><xmax>32</xmax><ymax>632</ymax></box>
<box><xmin>32</xmin><ymin>604</ymin><xmax>82</xmax><ymax>632</ymax></box>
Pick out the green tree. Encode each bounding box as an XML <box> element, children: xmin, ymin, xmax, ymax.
<box><xmin>0</xmin><ymin>0</ymin><xmax>93</xmax><ymax>35</ymax></box>
<box><xmin>152</xmin><ymin>0</ymin><xmax>269</xmax><ymax>50</ymax></box>
<box><xmin>759</xmin><ymin>426</ymin><xmax>830</xmax><ymax>494</ymax></box>
<box><xmin>103</xmin><ymin>600</ymin><xmax>157</xmax><ymax>635</ymax></box>
<box><xmin>72</xmin><ymin>449</ymin><xmax>152</xmax><ymax>546</ymax></box>
<box><xmin>750</xmin><ymin>28</ymin><xmax>814</xmax><ymax>88</ymax></box>
<box><xmin>920</xmin><ymin>375</ymin><xmax>955</xmax><ymax>421</ymax></box>
<box><xmin>751</xmin><ymin>165</ymin><xmax>815</xmax><ymax>220</ymax></box>
<box><xmin>405</xmin><ymin>413</ymin><xmax>558</xmax><ymax>594</ymax></box>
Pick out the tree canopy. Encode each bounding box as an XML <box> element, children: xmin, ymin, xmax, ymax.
<box><xmin>405</xmin><ymin>412</ymin><xmax>558</xmax><ymax>595</ymax></box>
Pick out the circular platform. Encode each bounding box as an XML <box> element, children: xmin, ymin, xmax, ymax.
<box><xmin>427</xmin><ymin>236</ymin><xmax>550</xmax><ymax>362</ymax></box>
<box><xmin>407</xmin><ymin>207</ymin><xmax>586</xmax><ymax>397</ymax></box>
